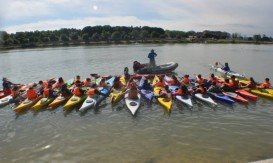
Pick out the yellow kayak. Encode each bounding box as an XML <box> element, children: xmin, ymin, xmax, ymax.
<box><xmin>63</xmin><ymin>94</ymin><xmax>87</xmax><ymax>110</ymax></box>
<box><xmin>13</xmin><ymin>96</ymin><xmax>42</xmax><ymax>113</ymax></box>
<box><xmin>245</xmin><ymin>88</ymin><xmax>273</xmax><ymax>99</ymax></box>
<box><xmin>48</xmin><ymin>95</ymin><xmax>72</xmax><ymax>109</ymax></box>
<box><xmin>120</xmin><ymin>75</ymin><xmax>127</xmax><ymax>86</ymax></box>
<box><xmin>153</xmin><ymin>75</ymin><xmax>172</xmax><ymax>112</ymax></box>
<box><xmin>32</xmin><ymin>97</ymin><xmax>54</xmax><ymax>110</ymax></box>
<box><xmin>110</xmin><ymin>89</ymin><xmax>124</xmax><ymax>104</ymax></box>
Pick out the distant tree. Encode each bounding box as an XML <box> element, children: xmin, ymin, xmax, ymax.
<box><xmin>151</xmin><ymin>31</ymin><xmax>160</xmax><ymax>38</ymax></box>
<box><xmin>261</xmin><ymin>34</ymin><xmax>270</xmax><ymax>42</ymax></box>
<box><xmin>140</xmin><ymin>30</ymin><xmax>149</xmax><ymax>41</ymax></box>
<box><xmin>70</xmin><ymin>33</ymin><xmax>79</xmax><ymax>41</ymax></box>
<box><xmin>41</xmin><ymin>37</ymin><xmax>50</xmax><ymax>43</ymax></box>
<box><xmin>4</xmin><ymin>38</ymin><xmax>13</xmax><ymax>45</ymax></box>
<box><xmin>50</xmin><ymin>34</ymin><xmax>59</xmax><ymax>42</ymax></box>
<box><xmin>130</xmin><ymin>29</ymin><xmax>139</xmax><ymax>40</ymax></box>
<box><xmin>253</xmin><ymin>34</ymin><xmax>261</xmax><ymax>42</ymax></box>
<box><xmin>91</xmin><ymin>33</ymin><xmax>100</xmax><ymax>42</ymax></box>
<box><xmin>82</xmin><ymin>33</ymin><xmax>90</xmax><ymax>42</ymax></box>
<box><xmin>111</xmin><ymin>31</ymin><xmax>121</xmax><ymax>42</ymax></box>
<box><xmin>61</xmin><ymin>34</ymin><xmax>69</xmax><ymax>42</ymax></box>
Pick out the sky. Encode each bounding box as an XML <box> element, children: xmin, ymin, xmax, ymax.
<box><xmin>0</xmin><ymin>0</ymin><xmax>273</xmax><ymax>36</ymax></box>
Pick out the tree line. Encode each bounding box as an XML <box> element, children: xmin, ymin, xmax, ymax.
<box><xmin>0</xmin><ymin>25</ymin><xmax>272</xmax><ymax>48</ymax></box>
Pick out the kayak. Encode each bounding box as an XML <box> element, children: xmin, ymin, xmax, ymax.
<box><xmin>125</xmin><ymin>93</ymin><xmax>141</xmax><ymax>115</ymax></box>
<box><xmin>48</xmin><ymin>95</ymin><xmax>72</xmax><ymax>109</ymax></box>
<box><xmin>32</xmin><ymin>97</ymin><xmax>54</xmax><ymax>110</ymax></box>
<box><xmin>244</xmin><ymin>88</ymin><xmax>273</xmax><ymax>99</ymax></box>
<box><xmin>64</xmin><ymin>95</ymin><xmax>87</xmax><ymax>110</ymax></box>
<box><xmin>235</xmin><ymin>89</ymin><xmax>258</xmax><ymax>101</ymax></box>
<box><xmin>79</xmin><ymin>96</ymin><xmax>97</xmax><ymax>112</ymax></box>
<box><xmin>209</xmin><ymin>64</ymin><xmax>246</xmax><ymax>79</ymax></box>
<box><xmin>0</xmin><ymin>95</ymin><xmax>13</xmax><ymax>107</ymax></box>
<box><xmin>153</xmin><ymin>75</ymin><xmax>172</xmax><ymax>112</ymax></box>
<box><xmin>207</xmin><ymin>92</ymin><xmax>235</xmax><ymax>104</ymax></box>
<box><xmin>139</xmin><ymin>76</ymin><xmax>153</xmax><ymax>101</ymax></box>
<box><xmin>13</xmin><ymin>96</ymin><xmax>43</xmax><ymax>113</ymax></box>
<box><xmin>120</xmin><ymin>75</ymin><xmax>127</xmax><ymax>86</ymax></box>
<box><xmin>176</xmin><ymin>95</ymin><xmax>193</xmax><ymax>107</ymax></box>
<box><xmin>194</xmin><ymin>93</ymin><xmax>217</xmax><ymax>106</ymax></box>
<box><xmin>110</xmin><ymin>89</ymin><xmax>124</xmax><ymax>104</ymax></box>
<box><xmin>106</xmin><ymin>76</ymin><xmax>115</xmax><ymax>87</ymax></box>
<box><xmin>135</xmin><ymin>62</ymin><xmax>178</xmax><ymax>74</ymax></box>
<box><xmin>223</xmin><ymin>92</ymin><xmax>248</xmax><ymax>104</ymax></box>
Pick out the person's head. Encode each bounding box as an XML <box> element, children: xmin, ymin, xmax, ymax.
<box><xmin>249</xmin><ymin>77</ymin><xmax>254</xmax><ymax>82</ymax></box>
<box><xmin>38</xmin><ymin>80</ymin><xmax>43</xmax><ymax>85</ymax></box>
<box><xmin>76</xmin><ymin>75</ymin><xmax>80</xmax><ymax>80</ymax></box>
<box><xmin>86</xmin><ymin>78</ymin><xmax>91</xmax><ymax>82</ymax></box>
<box><xmin>225</xmin><ymin>62</ymin><xmax>229</xmax><ymax>66</ymax></box>
<box><xmin>197</xmin><ymin>74</ymin><xmax>202</xmax><ymax>78</ymax></box>
<box><xmin>211</xmin><ymin>73</ymin><xmax>215</xmax><ymax>78</ymax></box>
<box><xmin>215</xmin><ymin>62</ymin><xmax>218</xmax><ymax>66</ymax></box>
<box><xmin>58</xmin><ymin>77</ymin><xmax>64</xmax><ymax>83</ymax></box>
<box><xmin>124</xmin><ymin>67</ymin><xmax>129</xmax><ymax>73</ymax></box>
<box><xmin>231</xmin><ymin>75</ymin><xmax>235</xmax><ymax>79</ymax></box>
<box><xmin>265</xmin><ymin>78</ymin><xmax>270</xmax><ymax>82</ymax></box>
<box><xmin>2</xmin><ymin>77</ymin><xmax>7</xmax><ymax>82</ymax></box>
<box><xmin>184</xmin><ymin>74</ymin><xmax>189</xmax><ymax>78</ymax></box>
<box><xmin>151</xmin><ymin>49</ymin><xmax>154</xmax><ymax>53</ymax></box>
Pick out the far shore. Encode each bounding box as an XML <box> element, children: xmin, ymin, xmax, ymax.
<box><xmin>1</xmin><ymin>39</ymin><xmax>273</xmax><ymax>51</ymax></box>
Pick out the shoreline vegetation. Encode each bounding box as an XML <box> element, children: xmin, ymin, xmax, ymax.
<box><xmin>1</xmin><ymin>25</ymin><xmax>273</xmax><ymax>50</ymax></box>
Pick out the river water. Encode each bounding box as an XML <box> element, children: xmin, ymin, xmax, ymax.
<box><xmin>0</xmin><ymin>44</ymin><xmax>273</xmax><ymax>162</ymax></box>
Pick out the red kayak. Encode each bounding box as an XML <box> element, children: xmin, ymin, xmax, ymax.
<box><xmin>223</xmin><ymin>92</ymin><xmax>248</xmax><ymax>104</ymax></box>
<box><xmin>235</xmin><ymin>89</ymin><xmax>258</xmax><ymax>101</ymax></box>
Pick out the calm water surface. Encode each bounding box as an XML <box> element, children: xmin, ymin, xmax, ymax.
<box><xmin>0</xmin><ymin>44</ymin><xmax>273</xmax><ymax>162</ymax></box>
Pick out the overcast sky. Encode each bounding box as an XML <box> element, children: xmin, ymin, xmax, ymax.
<box><xmin>0</xmin><ymin>0</ymin><xmax>272</xmax><ymax>36</ymax></box>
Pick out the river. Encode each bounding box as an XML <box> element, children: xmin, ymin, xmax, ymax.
<box><xmin>0</xmin><ymin>44</ymin><xmax>273</xmax><ymax>162</ymax></box>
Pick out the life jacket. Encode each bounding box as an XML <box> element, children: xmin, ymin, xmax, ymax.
<box><xmin>262</xmin><ymin>81</ymin><xmax>271</xmax><ymax>89</ymax></box>
<box><xmin>73</xmin><ymin>87</ymin><xmax>82</xmax><ymax>96</ymax></box>
<box><xmin>87</xmin><ymin>88</ymin><xmax>95</xmax><ymax>97</ymax></box>
<box><xmin>175</xmin><ymin>88</ymin><xmax>184</xmax><ymax>96</ymax></box>
<box><xmin>196</xmin><ymin>87</ymin><xmax>205</xmax><ymax>94</ymax></box>
<box><xmin>42</xmin><ymin>81</ymin><xmax>48</xmax><ymax>88</ymax></box>
<box><xmin>182</xmin><ymin>78</ymin><xmax>190</xmax><ymax>85</ymax></box>
<box><xmin>84</xmin><ymin>80</ymin><xmax>91</xmax><ymax>87</ymax></box>
<box><xmin>3</xmin><ymin>88</ymin><xmax>12</xmax><ymax>95</ymax></box>
<box><xmin>154</xmin><ymin>81</ymin><xmax>165</xmax><ymax>87</ymax></box>
<box><xmin>43</xmin><ymin>88</ymin><xmax>50</xmax><ymax>98</ymax></box>
<box><xmin>53</xmin><ymin>81</ymin><xmax>64</xmax><ymax>89</ymax></box>
<box><xmin>210</xmin><ymin>77</ymin><xmax>218</xmax><ymax>83</ymax></box>
<box><xmin>229</xmin><ymin>79</ymin><xmax>238</xmax><ymax>88</ymax></box>
<box><xmin>27</xmin><ymin>89</ymin><xmax>37</xmax><ymax>100</ymax></box>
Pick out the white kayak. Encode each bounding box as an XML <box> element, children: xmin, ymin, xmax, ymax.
<box><xmin>79</xmin><ymin>96</ymin><xmax>97</xmax><ymax>112</ymax></box>
<box><xmin>209</xmin><ymin>64</ymin><xmax>246</xmax><ymax>79</ymax></box>
<box><xmin>125</xmin><ymin>93</ymin><xmax>141</xmax><ymax>115</ymax></box>
<box><xmin>176</xmin><ymin>95</ymin><xmax>193</xmax><ymax>108</ymax></box>
<box><xmin>194</xmin><ymin>93</ymin><xmax>217</xmax><ymax>106</ymax></box>
<box><xmin>0</xmin><ymin>95</ymin><xmax>13</xmax><ymax>107</ymax></box>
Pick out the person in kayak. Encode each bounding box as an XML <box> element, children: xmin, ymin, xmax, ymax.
<box><xmin>148</xmin><ymin>49</ymin><xmax>157</xmax><ymax>67</ymax></box>
<box><xmin>123</xmin><ymin>79</ymin><xmax>140</xmax><ymax>99</ymax></box>
<box><xmin>84</xmin><ymin>78</ymin><xmax>91</xmax><ymax>87</ymax></box>
<box><xmin>208</xmin><ymin>74</ymin><xmax>219</xmax><ymax>84</ymax></box>
<box><xmin>221</xmin><ymin>78</ymin><xmax>233</xmax><ymax>92</ymax></box>
<box><xmin>229</xmin><ymin>75</ymin><xmax>239</xmax><ymax>90</ymax></box>
<box><xmin>10</xmin><ymin>85</ymin><xmax>24</xmax><ymax>104</ymax></box>
<box><xmin>181</xmin><ymin>75</ymin><xmax>190</xmax><ymax>85</ymax></box>
<box><xmin>195</xmin><ymin>74</ymin><xmax>205</xmax><ymax>85</ymax></box>
<box><xmin>157</xmin><ymin>85</ymin><xmax>172</xmax><ymax>101</ymax></box>
<box><xmin>99</xmin><ymin>78</ymin><xmax>108</xmax><ymax>88</ymax></box>
<box><xmin>2</xmin><ymin>77</ymin><xmax>15</xmax><ymax>95</ymax></box>
<box><xmin>26</xmin><ymin>86</ymin><xmax>39</xmax><ymax>100</ymax></box>
<box><xmin>207</xmin><ymin>82</ymin><xmax>222</xmax><ymax>93</ymax></box>
<box><xmin>222</xmin><ymin>62</ymin><xmax>230</xmax><ymax>71</ymax></box>
<box><xmin>166</xmin><ymin>75</ymin><xmax>181</xmax><ymax>86</ymax></box>
<box><xmin>60</xmin><ymin>84</ymin><xmax>72</xmax><ymax>97</ymax></box>
<box><xmin>241</xmin><ymin>77</ymin><xmax>257</xmax><ymax>89</ymax></box>
<box><xmin>172</xmin><ymin>84</ymin><xmax>189</xmax><ymax>96</ymax></box>
<box><xmin>73</xmin><ymin>81</ymin><xmax>85</xmax><ymax>97</ymax></box>
<box><xmin>53</xmin><ymin>77</ymin><xmax>65</xmax><ymax>89</ymax></box>
<box><xmin>257</xmin><ymin>78</ymin><xmax>271</xmax><ymax>89</ymax></box>
<box><xmin>140</xmin><ymin>77</ymin><xmax>153</xmax><ymax>91</ymax></box>
<box><xmin>87</xmin><ymin>83</ymin><xmax>108</xmax><ymax>98</ymax></box>
<box><xmin>153</xmin><ymin>75</ymin><xmax>165</xmax><ymax>87</ymax></box>
<box><xmin>73</xmin><ymin>75</ymin><xmax>83</xmax><ymax>85</ymax></box>
<box><xmin>111</xmin><ymin>76</ymin><xmax>125</xmax><ymax>92</ymax></box>
<box><xmin>38</xmin><ymin>80</ymin><xmax>48</xmax><ymax>95</ymax></box>
<box><xmin>43</xmin><ymin>84</ymin><xmax>57</xmax><ymax>98</ymax></box>
<box><xmin>193</xmin><ymin>84</ymin><xmax>207</xmax><ymax>95</ymax></box>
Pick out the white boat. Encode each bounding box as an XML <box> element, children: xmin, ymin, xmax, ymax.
<box><xmin>125</xmin><ymin>93</ymin><xmax>141</xmax><ymax>115</ymax></box>
<box><xmin>79</xmin><ymin>96</ymin><xmax>97</xmax><ymax>112</ymax></box>
<box><xmin>194</xmin><ymin>93</ymin><xmax>217</xmax><ymax>106</ymax></box>
<box><xmin>0</xmin><ymin>95</ymin><xmax>13</xmax><ymax>107</ymax></box>
<box><xmin>176</xmin><ymin>95</ymin><xmax>193</xmax><ymax>108</ymax></box>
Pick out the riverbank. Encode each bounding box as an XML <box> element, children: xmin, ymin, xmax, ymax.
<box><xmin>1</xmin><ymin>39</ymin><xmax>273</xmax><ymax>51</ymax></box>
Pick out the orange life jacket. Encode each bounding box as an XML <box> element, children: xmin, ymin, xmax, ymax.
<box><xmin>210</xmin><ymin>77</ymin><xmax>218</xmax><ymax>83</ymax></box>
<box><xmin>175</xmin><ymin>88</ymin><xmax>184</xmax><ymax>95</ymax></box>
<box><xmin>42</xmin><ymin>81</ymin><xmax>48</xmax><ymax>88</ymax></box>
<box><xmin>154</xmin><ymin>81</ymin><xmax>165</xmax><ymax>87</ymax></box>
<box><xmin>43</xmin><ymin>88</ymin><xmax>50</xmax><ymax>98</ymax></box>
<box><xmin>84</xmin><ymin>80</ymin><xmax>91</xmax><ymax>87</ymax></box>
<box><xmin>11</xmin><ymin>90</ymin><xmax>18</xmax><ymax>98</ymax></box>
<box><xmin>27</xmin><ymin>89</ymin><xmax>37</xmax><ymax>100</ymax></box>
<box><xmin>196</xmin><ymin>87</ymin><xmax>205</xmax><ymax>94</ymax></box>
<box><xmin>87</xmin><ymin>88</ymin><xmax>95</xmax><ymax>97</ymax></box>
<box><xmin>53</xmin><ymin>81</ymin><xmax>64</xmax><ymax>89</ymax></box>
<box><xmin>73</xmin><ymin>87</ymin><xmax>82</xmax><ymax>96</ymax></box>
<box><xmin>196</xmin><ymin>77</ymin><xmax>204</xmax><ymax>85</ymax></box>
<box><xmin>229</xmin><ymin>80</ymin><xmax>238</xmax><ymax>88</ymax></box>
<box><xmin>261</xmin><ymin>81</ymin><xmax>271</xmax><ymax>89</ymax></box>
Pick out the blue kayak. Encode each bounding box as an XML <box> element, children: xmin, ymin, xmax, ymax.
<box><xmin>207</xmin><ymin>92</ymin><xmax>235</xmax><ymax>104</ymax></box>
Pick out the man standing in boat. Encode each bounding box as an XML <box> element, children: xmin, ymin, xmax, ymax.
<box><xmin>148</xmin><ymin>49</ymin><xmax>157</xmax><ymax>67</ymax></box>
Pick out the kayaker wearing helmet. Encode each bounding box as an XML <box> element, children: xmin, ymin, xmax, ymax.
<box><xmin>148</xmin><ymin>49</ymin><xmax>157</xmax><ymax>67</ymax></box>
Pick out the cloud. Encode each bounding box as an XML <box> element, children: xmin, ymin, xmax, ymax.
<box><xmin>1</xmin><ymin>0</ymin><xmax>273</xmax><ymax>36</ymax></box>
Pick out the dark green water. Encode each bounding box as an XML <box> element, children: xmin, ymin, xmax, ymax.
<box><xmin>0</xmin><ymin>44</ymin><xmax>273</xmax><ymax>162</ymax></box>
